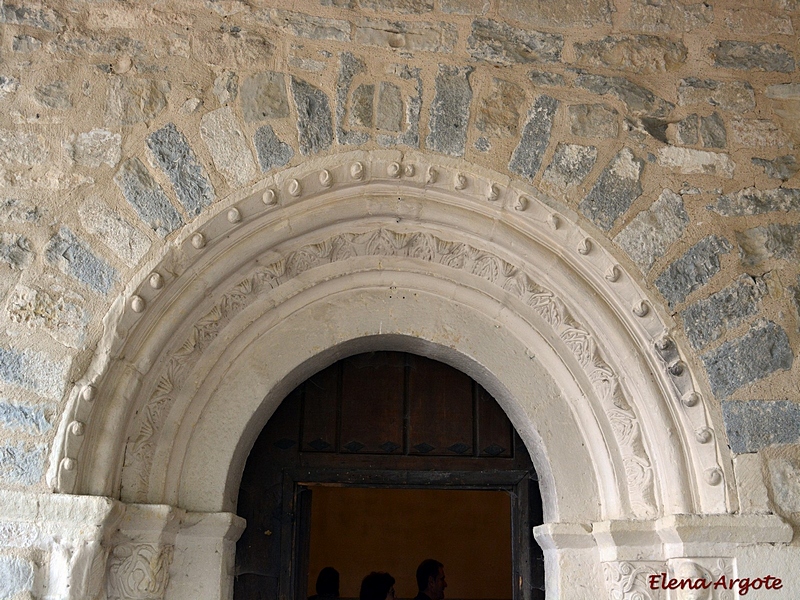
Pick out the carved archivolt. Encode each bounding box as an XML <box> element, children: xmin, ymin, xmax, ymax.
<box><xmin>122</xmin><ymin>226</ymin><xmax>657</xmax><ymax>517</ymax></box>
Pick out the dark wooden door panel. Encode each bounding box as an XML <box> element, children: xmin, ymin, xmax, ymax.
<box><xmin>301</xmin><ymin>364</ymin><xmax>338</xmax><ymax>453</ymax></box>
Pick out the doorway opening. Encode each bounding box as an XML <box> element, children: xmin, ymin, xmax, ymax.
<box><xmin>234</xmin><ymin>352</ymin><xmax>545</xmax><ymax>600</ymax></box>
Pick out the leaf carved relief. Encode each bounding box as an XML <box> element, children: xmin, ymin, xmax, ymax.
<box><xmin>124</xmin><ymin>227</ymin><xmax>657</xmax><ymax>515</ymax></box>
<box><xmin>107</xmin><ymin>543</ymin><xmax>173</xmax><ymax>600</ymax></box>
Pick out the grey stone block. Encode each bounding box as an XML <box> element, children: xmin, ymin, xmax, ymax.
<box><xmin>0</xmin><ymin>3</ymin><xmax>64</xmax><ymax>31</ymax></box>
<box><xmin>499</xmin><ymin>0</ymin><xmax>612</xmax><ymax>28</ymax></box>
<box><xmin>575</xmin><ymin>35</ymin><xmax>686</xmax><ymax>74</ymax></box>
<box><xmin>752</xmin><ymin>156</ymin><xmax>799</xmax><ymax>181</ymax></box>
<box><xmin>476</xmin><ymin>78</ymin><xmax>525</xmax><ymax>138</ymax></box>
<box><xmin>350</xmin><ymin>84</ymin><xmax>374</xmax><ymax>128</ymax></box>
<box><xmin>336</xmin><ymin>53</ymin><xmax>370</xmax><ymax>146</ymax></box>
<box><xmin>474</xmin><ymin>137</ymin><xmax>491</xmax><ymax>152</ymax></box>
<box><xmin>723</xmin><ymin>400</ymin><xmax>800</xmax><ymax>453</ymax></box>
<box><xmin>0</xmin><ymin>234</ymin><xmax>33</xmax><ymax>270</ymax></box>
<box><xmin>12</xmin><ymin>34</ymin><xmax>42</xmax><ymax>53</ymax></box>
<box><xmin>0</xmin><ymin>401</ymin><xmax>52</xmax><ymax>434</ymax></box>
<box><xmin>675</xmin><ymin>114</ymin><xmax>699</xmax><ymax>145</ymax></box>
<box><xmin>376</xmin><ymin>82</ymin><xmax>403</xmax><ymax>132</ymax></box>
<box><xmin>200</xmin><ymin>107</ymin><xmax>257</xmax><ymax>188</ymax></box>
<box><xmin>0</xmin><ymin>443</ymin><xmax>44</xmax><ymax>485</ymax></box>
<box><xmin>0</xmin><ymin>556</ymin><xmax>34</xmax><ymax>595</ymax></box>
<box><xmin>426</xmin><ymin>65</ymin><xmax>474</xmax><ymax>158</ymax></box>
<box><xmin>508</xmin><ymin>95</ymin><xmax>559</xmax><ymax>179</ymax></box>
<box><xmin>240</xmin><ymin>71</ymin><xmax>289</xmax><ymax>122</ymax></box>
<box><xmin>359</xmin><ymin>0</ymin><xmax>433</xmax><ymax>12</ymax></box>
<box><xmin>654</xmin><ymin>235</ymin><xmax>732</xmax><ymax>307</ymax></box>
<box><xmin>440</xmin><ymin>0</ymin><xmax>489</xmax><ymax>14</ymax></box>
<box><xmin>678</xmin><ymin>78</ymin><xmax>755</xmax><ymax>112</ymax></box>
<box><xmin>711</xmin><ymin>188</ymin><xmax>800</xmax><ymax>216</ymax></box>
<box><xmin>579</xmin><ymin>147</ymin><xmax>644</xmax><ymax>231</ymax></box>
<box><xmin>736</xmin><ymin>223</ymin><xmax>800</xmax><ymax>267</ymax></box>
<box><xmin>0</xmin><ymin>346</ymin><xmax>69</xmax><ymax>400</ymax></box>
<box><xmin>147</xmin><ymin>123</ymin><xmax>215</xmax><ymax>217</ymax></box>
<box><xmin>0</xmin><ymin>199</ymin><xmax>41</xmax><ymax>224</ymax></box>
<box><xmin>702</xmin><ymin>320</ymin><xmax>793</xmax><ymax>399</ymax></box>
<box><xmin>681</xmin><ymin>275</ymin><xmax>768</xmax><ymax>349</ymax></box>
<box><xmin>291</xmin><ymin>77</ymin><xmax>334</xmax><ymax>156</ymax></box>
<box><xmin>264</xmin><ymin>10</ymin><xmax>351</xmax><ymax>42</ymax></box>
<box><xmin>34</xmin><ymin>81</ymin><xmax>71</xmax><ymax>109</ymax></box>
<box><xmin>569</xmin><ymin>103</ymin><xmax>619</xmax><ymax>139</ymax></box>
<box><xmin>354</xmin><ymin>18</ymin><xmax>456</xmax><ymax>53</ymax></box>
<box><xmin>114</xmin><ymin>158</ymin><xmax>183</xmax><ymax>237</ymax></box>
<box><xmin>614</xmin><ymin>189</ymin><xmax>689</xmax><ymax>272</ymax></box>
<box><xmin>528</xmin><ymin>71</ymin><xmax>565</xmax><ymax>87</ymax></box>
<box><xmin>575</xmin><ymin>72</ymin><xmax>674</xmax><ymax>118</ymax></box>
<box><xmin>45</xmin><ymin>228</ymin><xmax>118</xmax><ymax>295</ymax></box>
<box><xmin>711</xmin><ymin>41</ymin><xmax>796</xmax><ymax>73</ymax></box>
<box><xmin>467</xmin><ymin>18</ymin><xmax>563</xmax><ymax>66</ymax></box>
<box><xmin>0</xmin><ymin>75</ymin><xmax>19</xmax><ymax>99</ymax></box>
<box><xmin>254</xmin><ymin>125</ymin><xmax>294</xmax><ymax>172</ymax></box>
<box><xmin>628</xmin><ymin>0</ymin><xmax>713</xmax><ymax>33</ymax></box>
<box><xmin>700</xmin><ymin>113</ymin><xmax>726</xmax><ymax>148</ymax></box>
<box><xmin>542</xmin><ymin>143</ymin><xmax>597</xmax><ymax>190</ymax></box>
<box><xmin>213</xmin><ymin>71</ymin><xmax>238</xmax><ymax>106</ymax></box>
<box><xmin>64</xmin><ymin>129</ymin><xmax>122</xmax><ymax>168</ymax></box>
<box><xmin>106</xmin><ymin>76</ymin><xmax>170</xmax><ymax>126</ymax></box>
<box><xmin>48</xmin><ymin>35</ymin><xmax>145</xmax><ymax>56</ymax></box>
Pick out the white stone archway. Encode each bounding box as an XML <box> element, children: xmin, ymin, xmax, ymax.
<box><xmin>45</xmin><ymin>151</ymin><xmax>791</xmax><ymax>600</ymax></box>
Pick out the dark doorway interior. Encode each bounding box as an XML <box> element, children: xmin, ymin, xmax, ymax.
<box><xmin>234</xmin><ymin>352</ymin><xmax>545</xmax><ymax>600</ymax></box>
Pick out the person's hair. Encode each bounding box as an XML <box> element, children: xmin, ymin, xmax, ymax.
<box><xmin>416</xmin><ymin>559</ymin><xmax>443</xmax><ymax>592</ymax></box>
<box><xmin>359</xmin><ymin>572</ymin><xmax>395</xmax><ymax>600</ymax></box>
<box><xmin>316</xmin><ymin>567</ymin><xmax>340</xmax><ymax>597</ymax></box>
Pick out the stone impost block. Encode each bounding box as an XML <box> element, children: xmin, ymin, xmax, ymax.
<box><xmin>712</xmin><ymin>41</ymin><xmax>796</xmax><ymax>73</ymax></box>
<box><xmin>45</xmin><ymin>228</ymin><xmax>118</xmax><ymax>295</ymax></box>
<box><xmin>574</xmin><ymin>73</ymin><xmax>673</xmax><ymax>118</ymax></box>
<box><xmin>254</xmin><ymin>125</ymin><xmax>294</xmax><ymax>172</ymax></box>
<box><xmin>0</xmin><ymin>346</ymin><xmax>69</xmax><ymax>401</ymax></box>
<box><xmin>768</xmin><ymin>456</ymin><xmax>800</xmax><ymax>513</ymax></box>
<box><xmin>508</xmin><ymin>95</ymin><xmax>559</xmax><ymax>179</ymax></box>
<box><xmin>614</xmin><ymin>189</ymin><xmax>688</xmax><ymax>272</ymax></box>
<box><xmin>579</xmin><ymin>148</ymin><xmax>644</xmax><ymax>231</ymax></box>
<box><xmin>467</xmin><ymin>18</ymin><xmax>563</xmax><ymax>66</ymax></box>
<box><xmin>239</xmin><ymin>71</ymin><xmax>289</xmax><ymax>122</ymax></box>
<box><xmin>703</xmin><ymin>320</ymin><xmax>793</xmax><ymax>399</ymax></box>
<box><xmin>147</xmin><ymin>123</ymin><xmax>215</xmax><ymax>217</ymax></box>
<box><xmin>291</xmin><ymin>78</ymin><xmax>334</xmax><ymax>156</ymax></box>
<box><xmin>199</xmin><ymin>107</ymin><xmax>257</xmax><ymax>187</ymax></box>
<box><xmin>655</xmin><ymin>235</ymin><xmax>731</xmax><ymax>307</ymax></box>
<box><xmin>114</xmin><ymin>158</ymin><xmax>183</xmax><ymax>237</ymax></box>
<box><xmin>724</xmin><ymin>400</ymin><xmax>800</xmax><ymax>453</ymax></box>
<box><xmin>681</xmin><ymin>275</ymin><xmax>767</xmax><ymax>349</ymax></box>
<box><xmin>426</xmin><ymin>65</ymin><xmax>474</xmax><ymax>158</ymax></box>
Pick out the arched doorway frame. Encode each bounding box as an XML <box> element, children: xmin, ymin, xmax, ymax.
<box><xmin>45</xmin><ymin>150</ymin><xmax>790</xmax><ymax>600</ymax></box>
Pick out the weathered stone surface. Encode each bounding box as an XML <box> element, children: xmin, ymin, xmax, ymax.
<box><xmin>354</xmin><ymin>19</ymin><xmax>456</xmax><ymax>52</ymax></box>
<box><xmin>569</xmin><ymin>104</ymin><xmax>619</xmax><ymax>139</ymax></box>
<box><xmin>254</xmin><ymin>125</ymin><xmax>294</xmax><ymax>172</ymax></box>
<box><xmin>6</xmin><ymin>283</ymin><xmax>89</xmax><ymax>349</ymax></box>
<box><xmin>614</xmin><ymin>189</ymin><xmax>689</xmax><ymax>272</ymax></box>
<box><xmin>729</xmin><ymin>118</ymin><xmax>789</xmax><ymax>148</ymax></box>
<box><xmin>476</xmin><ymin>78</ymin><xmax>525</xmax><ymax>138</ymax></box>
<box><xmin>736</xmin><ymin>223</ymin><xmax>800</xmax><ymax>266</ymax></box>
<box><xmin>677</xmin><ymin>78</ymin><xmax>755</xmax><ymax>112</ymax></box>
<box><xmin>628</xmin><ymin>0</ymin><xmax>713</xmax><ymax>33</ymax></box>
<box><xmin>702</xmin><ymin>320</ymin><xmax>793</xmax><ymax>398</ymax></box>
<box><xmin>724</xmin><ymin>401</ymin><xmax>800</xmax><ymax>454</ymax></box>
<box><xmin>0</xmin><ymin>234</ymin><xmax>33</xmax><ymax>271</ymax></box>
<box><xmin>439</xmin><ymin>0</ymin><xmax>489</xmax><ymax>14</ymax></box>
<box><xmin>48</xmin><ymin>35</ymin><xmax>144</xmax><ymax>57</ymax></box>
<box><xmin>0</xmin><ymin>199</ymin><xmax>41</xmax><ymax>224</ymax></box>
<box><xmin>768</xmin><ymin>457</ymin><xmax>800</xmax><ymax>512</ymax></box>
<box><xmin>12</xmin><ymin>34</ymin><xmax>41</xmax><ymax>53</ymax></box>
<box><xmin>336</xmin><ymin>53</ymin><xmax>370</xmax><ymax>146</ymax></box>
<box><xmin>721</xmin><ymin>8</ymin><xmax>794</xmax><ymax>35</ymax></box>
<box><xmin>105</xmin><ymin>76</ymin><xmax>170</xmax><ymax>126</ymax></box>
<box><xmin>0</xmin><ymin>76</ymin><xmax>19</xmax><ymax>99</ymax></box>
<box><xmin>147</xmin><ymin>123</ymin><xmax>215</xmax><ymax>217</ymax></box>
<box><xmin>0</xmin><ymin>3</ymin><xmax>64</xmax><ymax>31</ymax></box>
<box><xmin>711</xmin><ymin>188</ymin><xmax>800</xmax><ymax>216</ymax></box>
<box><xmin>0</xmin><ymin>556</ymin><xmax>34</xmax><ymax>597</ymax></box>
<box><xmin>376</xmin><ymin>82</ymin><xmax>403</xmax><ymax>132</ymax></box>
<box><xmin>575</xmin><ymin>35</ymin><xmax>687</xmax><ymax>74</ymax></box>
<box><xmin>78</xmin><ymin>199</ymin><xmax>150</xmax><ymax>268</ymax></box>
<box><xmin>675</xmin><ymin>114</ymin><xmax>699</xmax><ymax>145</ymax></box>
<box><xmin>682</xmin><ymin>275</ymin><xmax>768</xmax><ymax>349</ymax></box>
<box><xmin>359</xmin><ymin>0</ymin><xmax>433</xmax><ymax>13</ymax></box>
<box><xmin>579</xmin><ymin>148</ymin><xmax>643</xmax><ymax>231</ymax></box>
<box><xmin>0</xmin><ymin>400</ymin><xmax>51</xmax><ymax>434</ymax></box>
<box><xmin>765</xmin><ymin>83</ymin><xmax>800</xmax><ymax>100</ymax></box>
<box><xmin>467</xmin><ymin>19</ymin><xmax>563</xmax><ymax>66</ymax></box>
<box><xmin>291</xmin><ymin>77</ymin><xmax>334</xmax><ymax>156</ymax></box>
<box><xmin>574</xmin><ymin>73</ymin><xmax>673</xmax><ymax>118</ymax></box>
<box><xmin>656</xmin><ymin>236</ymin><xmax>732</xmax><ymax>307</ymax></box>
<box><xmin>508</xmin><ymin>95</ymin><xmax>558</xmax><ymax>179</ymax></box>
<box><xmin>192</xmin><ymin>31</ymin><xmax>274</xmax><ymax>67</ymax></box>
<box><xmin>264</xmin><ymin>10</ymin><xmax>350</xmax><ymax>42</ymax></box>
<box><xmin>657</xmin><ymin>147</ymin><xmax>735</xmax><ymax>178</ymax></box>
<box><xmin>0</xmin><ymin>130</ymin><xmax>47</xmax><ymax>166</ymax></box>
<box><xmin>426</xmin><ymin>65</ymin><xmax>473</xmax><ymax>158</ymax></box>
<box><xmin>240</xmin><ymin>71</ymin><xmax>289</xmax><ymax>122</ymax></box>
<box><xmin>542</xmin><ymin>144</ymin><xmax>597</xmax><ymax>191</ymax></box>
<box><xmin>699</xmin><ymin>113</ymin><xmax>726</xmax><ymax>149</ymax></box>
<box><xmin>64</xmin><ymin>129</ymin><xmax>121</xmax><ymax>168</ymax></box>
<box><xmin>114</xmin><ymin>158</ymin><xmax>183</xmax><ymax>237</ymax></box>
<box><xmin>711</xmin><ymin>41</ymin><xmax>795</xmax><ymax>73</ymax></box>
<box><xmin>34</xmin><ymin>81</ymin><xmax>71</xmax><ymax>109</ymax></box>
<box><xmin>350</xmin><ymin>84</ymin><xmax>374</xmax><ymax>128</ymax></box>
<box><xmin>45</xmin><ymin>228</ymin><xmax>117</xmax><ymax>295</ymax></box>
<box><xmin>0</xmin><ymin>346</ymin><xmax>69</xmax><ymax>400</ymax></box>
<box><xmin>499</xmin><ymin>0</ymin><xmax>612</xmax><ymax>28</ymax></box>
<box><xmin>528</xmin><ymin>71</ymin><xmax>565</xmax><ymax>87</ymax></box>
<box><xmin>0</xmin><ymin>443</ymin><xmax>44</xmax><ymax>485</ymax></box>
<box><xmin>200</xmin><ymin>106</ymin><xmax>257</xmax><ymax>186</ymax></box>
<box><xmin>792</xmin><ymin>277</ymin><xmax>800</xmax><ymax>328</ymax></box>
<box><xmin>474</xmin><ymin>137</ymin><xmax>490</xmax><ymax>152</ymax></box>
<box><xmin>752</xmin><ymin>155</ymin><xmax>799</xmax><ymax>181</ymax></box>
<box><xmin>213</xmin><ymin>71</ymin><xmax>238</xmax><ymax>106</ymax></box>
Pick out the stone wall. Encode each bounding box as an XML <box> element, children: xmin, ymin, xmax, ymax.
<box><xmin>0</xmin><ymin>0</ymin><xmax>799</xmax><ymax>595</ymax></box>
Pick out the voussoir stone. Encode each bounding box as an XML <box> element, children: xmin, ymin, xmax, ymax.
<box><xmin>569</xmin><ymin>104</ymin><xmax>619</xmax><ymax>139</ymax></box>
<box><xmin>350</xmin><ymin>84</ymin><xmax>374</xmax><ymax>128</ymax></box>
<box><xmin>114</xmin><ymin>158</ymin><xmax>183</xmax><ymax>236</ymax></box>
<box><xmin>0</xmin><ymin>443</ymin><xmax>45</xmax><ymax>486</ymax></box>
<box><xmin>45</xmin><ymin>228</ymin><xmax>117</xmax><ymax>295</ymax></box>
<box><xmin>0</xmin><ymin>346</ymin><xmax>70</xmax><ymax>401</ymax></box>
<box><xmin>508</xmin><ymin>95</ymin><xmax>559</xmax><ymax>181</ymax></box>
<box><xmin>426</xmin><ymin>65</ymin><xmax>474</xmax><ymax>158</ymax></box>
<box><xmin>291</xmin><ymin>78</ymin><xmax>334</xmax><ymax>156</ymax></box>
<box><xmin>476</xmin><ymin>78</ymin><xmax>526</xmax><ymax>138</ymax></box>
<box><xmin>655</xmin><ymin>235</ymin><xmax>732</xmax><ymax>307</ymax></box>
<box><xmin>78</xmin><ymin>199</ymin><xmax>150</xmax><ymax>267</ymax></box>
<box><xmin>736</xmin><ymin>223</ymin><xmax>800</xmax><ymax>267</ymax></box>
<box><xmin>499</xmin><ymin>0</ymin><xmax>612</xmax><ymax>28</ymax></box>
<box><xmin>710</xmin><ymin>188</ymin><xmax>800</xmax><ymax>216</ymax></box>
<box><xmin>200</xmin><ymin>106</ymin><xmax>257</xmax><ymax>186</ymax></box>
<box><xmin>376</xmin><ymin>82</ymin><xmax>403</xmax><ymax>132</ymax></box>
<box><xmin>0</xmin><ymin>400</ymin><xmax>51</xmax><ymax>434</ymax></box>
<box><xmin>6</xmin><ymin>283</ymin><xmax>89</xmax><ymax>349</ymax></box>
<box><xmin>240</xmin><ymin>71</ymin><xmax>289</xmax><ymax>122</ymax></box>
<box><xmin>579</xmin><ymin>147</ymin><xmax>644</xmax><ymax>231</ymax></box>
<box><xmin>574</xmin><ymin>35</ymin><xmax>687</xmax><ymax>74</ymax></box>
<box><xmin>711</xmin><ymin>41</ymin><xmax>796</xmax><ymax>73</ymax></box>
<box><xmin>254</xmin><ymin>125</ymin><xmax>294</xmax><ymax>172</ymax></box>
<box><xmin>542</xmin><ymin>143</ymin><xmax>597</xmax><ymax>191</ymax></box>
<box><xmin>467</xmin><ymin>18</ymin><xmax>563</xmax><ymax>66</ymax></box>
<box><xmin>724</xmin><ymin>401</ymin><xmax>800</xmax><ymax>454</ymax></box>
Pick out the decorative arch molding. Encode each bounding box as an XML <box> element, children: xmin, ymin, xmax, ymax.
<box><xmin>48</xmin><ymin>149</ymin><xmax>731</xmax><ymax>524</ymax></box>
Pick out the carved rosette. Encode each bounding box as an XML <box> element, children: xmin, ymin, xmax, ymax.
<box><xmin>603</xmin><ymin>561</ymin><xmax>665</xmax><ymax>600</ymax></box>
<box><xmin>107</xmin><ymin>543</ymin><xmax>174</xmax><ymax>600</ymax></box>
<box><xmin>123</xmin><ymin>227</ymin><xmax>658</xmax><ymax>516</ymax></box>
